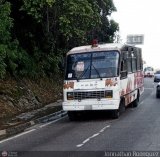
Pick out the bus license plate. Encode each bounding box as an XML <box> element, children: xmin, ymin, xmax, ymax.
<box><xmin>84</xmin><ymin>105</ymin><xmax>92</xmax><ymax>110</ymax></box>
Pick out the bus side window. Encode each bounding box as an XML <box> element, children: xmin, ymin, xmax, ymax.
<box><xmin>127</xmin><ymin>58</ymin><xmax>132</xmax><ymax>73</ymax></box>
<box><xmin>121</xmin><ymin>60</ymin><xmax>127</xmax><ymax>71</ymax></box>
<box><xmin>120</xmin><ymin>60</ymin><xmax>127</xmax><ymax>79</ymax></box>
<box><xmin>140</xmin><ymin>49</ymin><xmax>143</xmax><ymax>70</ymax></box>
<box><xmin>136</xmin><ymin>48</ymin><xmax>142</xmax><ymax>70</ymax></box>
<box><xmin>131</xmin><ymin>50</ymin><xmax>137</xmax><ymax>73</ymax></box>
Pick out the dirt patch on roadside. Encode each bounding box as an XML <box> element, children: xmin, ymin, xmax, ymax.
<box><xmin>0</xmin><ymin>76</ymin><xmax>63</xmax><ymax>129</ymax></box>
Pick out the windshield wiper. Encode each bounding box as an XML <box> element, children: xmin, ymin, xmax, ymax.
<box><xmin>91</xmin><ymin>64</ymin><xmax>102</xmax><ymax>80</ymax></box>
<box><xmin>76</xmin><ymin>64</ymin><xmax>90</xmax><ymax>81</ymax></box>
<box><xmin>75</xmin><ymin>63</ymin><xmax>102</xmax><ymax>81</ymax></box>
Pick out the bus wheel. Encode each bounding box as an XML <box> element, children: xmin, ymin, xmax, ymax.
<box><xmin>111</xmin><ymin>109</ymin><xmax>120</xmax><ymax>119</ymax></box>
<box><xmin>112</xmin><ymin>100</ymin><xmax>125</xmax><ymax>119</ymax></box>
<box><xmin>132</xmin><ymin>93</ymin><xmax>139</xmax><ymax>108</ymax></box>
<box><xmin>68</xmin><ymin>111</ymin><xmax>77</xmax><ymax>121</ymax></box>
<box><xmin>119</xmin><ymin>99</ymin><xmax>126</xmax><ymax>113</ymax></box>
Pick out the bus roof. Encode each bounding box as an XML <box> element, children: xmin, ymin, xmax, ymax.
<box><xmin>67</xmin><ymin>43</ymin><xmax>139</xmax><ymax>55</ymax></box>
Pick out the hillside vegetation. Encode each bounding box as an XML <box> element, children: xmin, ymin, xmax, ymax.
<box><xmin>0</xmin><ymin>0</ymin><xmax>119</xmax><ymax>122</ymax></box>
<box><xmin>0</xmin><ymin>0</ymin><xmax>119</xmax><ymax>78</ymax></box>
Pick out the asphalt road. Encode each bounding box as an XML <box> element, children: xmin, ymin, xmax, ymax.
<box><xmin>0</xmin><ymin>78</ymin><xmax>160</xmax><ymax>157</ymax></box>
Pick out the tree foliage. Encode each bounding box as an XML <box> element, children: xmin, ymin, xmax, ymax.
<box><xmin>0</xmin><ymin>0</ymin><xmax>119</xmax><ymax>79</ymax></box>
<box><xmin>0</xmin><ymin>1</ymin><xmax>12</xmax><ymax>78</ymax></box>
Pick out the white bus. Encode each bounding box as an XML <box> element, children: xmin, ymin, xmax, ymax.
<box><xmin>62</xmin><ymin>42</ymin><xmax>144</xmax><ymax>120</ymax></box>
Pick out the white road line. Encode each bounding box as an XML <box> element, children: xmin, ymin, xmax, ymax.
<box><xmin>39</xmin><ymin>116</ymin><xmax>67</xmax><ymax>128</ymax></box>
<box><xmin>0</xmin><ymin>116</ymin><xmax>67</xmax><ymax>144</ymax></box>
<box><xmin>99</xmin><ymin>125</ymin><xmax>110</xmax><ymax>133</ymax></box>
<box><xmin>82</xmin><ymin>138</ymin><xmax>90</xmax><ymax>144</ymax></box>
<box><xmin>91</xmin><ymin>133</ymin><xmax>100</xmax><ymax>138</ymax></box>
<box><xmin>103</xmin><ymin>125</ymin><xmax>110</xmax><ymax>129</ymax></box>
<box><xmin>76</xmin><ymin>125</ymin><xmax>110</xmax><ymax>148</ymax></box>
<box><xmin>0</xmin><ymin>129</ymin><xmax>36</xmax><ymax>144</ymax></box>
<box><xmin>99</xmin><ymin>129</ymin><xmax>105</xmax><ymax>133</ymax></box>
<box><xmin>76</xmin><ymin>144</ymin><xmax>84</xmax><ymax>147</ymax></box>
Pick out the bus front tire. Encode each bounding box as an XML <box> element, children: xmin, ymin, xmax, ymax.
<box><xmin>68</xmin><ymin>111</ymin><xmax>82</xmax><ymax>121</ymax></box>
<box><xmin>68</xmin><ymin>111</ymin><xmax>77</xmax><ymax>121</ymax></box>
<box><xmin>112</xmin><ymin>109</ymin><xmax>120</xmax><ymax>119</ymax></box>
<box><xmin>112</xmin><ymin>100</ymin><xmax>125</xmax><ymax>119</ymax></box>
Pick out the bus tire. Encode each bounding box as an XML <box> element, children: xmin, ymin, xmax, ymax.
<box><xmin>68</xmin><ymin>111</ymin><xmax>78</xmax><ymax>121</ymax></box>
<box><xmin>112</xmin><ymin>109</ymin><xmax>120</xmax><ymax>119</ymax></box>
<box><xmin>132</xmin><ymin>92</ymin><xmax>139</xmax><ymax>108</ymax></box>
<box><xmin>119</xmin><ymin>99</ymin><xmax>126</xmax><ymax>113</ymax></box>
<box><xmin>112</xmin><ymin>100</ymin><xmax>125</xmax><ymax>119</ymax></box>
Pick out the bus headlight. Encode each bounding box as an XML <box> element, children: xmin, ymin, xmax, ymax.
<box><xmin>67</xmin><ymin>92</ymin><xmax>74</xmax><ymax>100</ymax></box>
<box><xmin>105</xmin><ymin>90</ymin><xmax>113</xmax><ymax>98</ymax></box>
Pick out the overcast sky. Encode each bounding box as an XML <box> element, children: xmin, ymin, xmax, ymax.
<box><xmin>111</xmin><ymin>0</ymin><xmax>160</xmax><ymax>69</ymax></box>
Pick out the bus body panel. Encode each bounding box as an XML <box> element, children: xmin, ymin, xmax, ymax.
<box><xmin>120</xmin><ymin>71</ymin><xmax>144</xmax><ymax>106</ymax></box>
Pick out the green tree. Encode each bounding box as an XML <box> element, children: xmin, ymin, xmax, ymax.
<box><xmin>88</xmin><ymin>0</ymin><xmax>119</xmax><ymax>43</ymax></box>
<box><xmin>58</xmin><ymin>0</ymin><xmax>100</xmax><ymax>47</ymax></box>
<box><xmin>1</xmin><ymin>0</ymin><xmax>119</xmax><ymax>79</ymax></box>
<box><xmin>0</xmin><ymin>1</ymin><xmax>12</xmax><ymax>78</ymax></box>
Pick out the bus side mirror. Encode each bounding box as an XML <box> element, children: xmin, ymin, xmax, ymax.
<box><xmin>120</xmin><ymin>70</ymin><xmax>127</xmax><ymax>79</ymax></box>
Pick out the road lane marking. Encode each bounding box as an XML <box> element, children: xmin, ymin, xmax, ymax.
<box><xmin>99</xmin><ymin>129</ymin><xmax>105</xmax><ymax>133</ymax></box>
<box><xmin>77</xmin><ymin>144</ymin><xmax>84</xmax><ymax>147</ymax></box>
<box><xmin>83</xmin><ymin>138</ymin><xmax>90</xmax><ymax>144</ymax></box>
<box><xmin>0</xmin><ymin>129</ymin><xmax>36</xmax><ymax>144</ymax></box>
<box><xmin>99</xmin><ymin>125</ymin><xmax>110</xmax><ymax>133</ymax></box>
<box><xmin>0</xmin><ymin>116</ymin><xmax>67</xmax><ymax>144</ymax></box>
<box><xmin>91</xmin><ymin>133</ymin><xmax>100</xmax><ymax>137</ymax></box>
<box><xmin>39</xmin><ymin>116</ymin><xmax>67</xmax><ymax>128</ymax></box>
<box><xmin>76</xmin><ymin>125</ymin><xmax>110</xmax><ymax>148</ymax></box>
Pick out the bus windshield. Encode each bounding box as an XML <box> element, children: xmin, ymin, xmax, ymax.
<box><xmin>65</xmin><ymin>51</ymin><xmax>119</xmax><ymax>80</ymax></box>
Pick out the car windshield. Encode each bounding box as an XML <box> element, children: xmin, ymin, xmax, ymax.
<box><xmin>65</xmin><ymin>51</ymin><xmax>119</xmax><ymax>80</ymax></box>
<box><xmin>155</xmin><ymin>71</ymin><xmax>160</xmax><ymax>74</ymax></box>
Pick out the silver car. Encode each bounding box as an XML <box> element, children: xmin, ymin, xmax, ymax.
<box><xmin>154</xmin><ymin>71</ymin><xmax>160</xmax><ymax>82</ymax></box>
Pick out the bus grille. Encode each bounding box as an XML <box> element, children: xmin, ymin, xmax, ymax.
<box><xmin>73</xmin><ymin>91</ymin><xmax>105</xmax><ymax>100</ymax></box>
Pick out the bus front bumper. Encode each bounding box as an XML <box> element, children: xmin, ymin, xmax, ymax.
<box><xmin>62</xmin><ymin>99</ymin><xmax>120</xmax><ymax>111</ymax></box>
